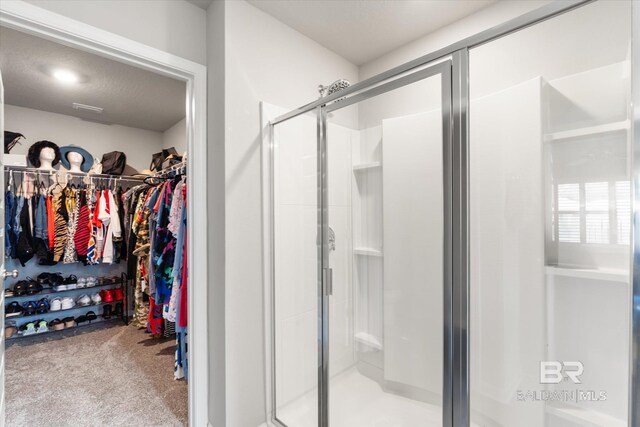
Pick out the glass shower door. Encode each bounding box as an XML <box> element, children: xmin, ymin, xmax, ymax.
<box><xmin>321</xmin><ymin>62</ymin><xmax>453</xmax><ymax>427</ymax></box>
<box><xmin>271</xmin><ymin>111</ymin><xmax>320</xmax><ymax>427</ymax></box>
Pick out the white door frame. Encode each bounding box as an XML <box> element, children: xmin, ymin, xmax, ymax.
<box><xmin>0</xmin><ymin>2</ymin><xmax>209</xmax><ymax>426</ymax></box>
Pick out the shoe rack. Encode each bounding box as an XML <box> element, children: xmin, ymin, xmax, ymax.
<box><xmin>4</xmin><ymin>273</ymin><xmax>129</xmax><ymax>341</ymax></box>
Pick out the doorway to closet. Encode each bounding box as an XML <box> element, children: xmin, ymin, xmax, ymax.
<box><xmin>0</xmin><ymin>25</ymin><xmax>191</xmax><ymax>426</ymax></box>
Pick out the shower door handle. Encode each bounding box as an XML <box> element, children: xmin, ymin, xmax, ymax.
<box><xmin>323</xmin><ymin>267</ymin><xmax>333</xmax><ymax>296</ymax></box>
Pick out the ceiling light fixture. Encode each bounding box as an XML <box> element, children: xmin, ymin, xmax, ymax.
<box><xmin>52</xmin><ymin>69</ymin><xmax>79</xmax><ymax>84</ymax></box>
<box><xmin>72</xmin><ymin>102</ymin><xmax>103</xmax><ymax>114</ymax></box>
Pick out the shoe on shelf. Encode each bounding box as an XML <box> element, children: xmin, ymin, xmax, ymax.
<box><xmin>64</xmin><ymin>275</ymin><xmax>78</xmax><ymax>290</ymax></box>
<box><xmin>48</xmin><ymin>318</ymin><xmax>64</xmax><ymax>331</ymax></box>
<box><xmin>86</xmin><ymin>276</ymin><xmax>97</xmax><ymax>287</ymax></box>
<box><xmin>21</xmin><ymin>321</ymin><xmax>37</xmax><ymax>336</ymax></box>
<box><xmin>75</xmin><ymin>314</ymin><xmax>88</xmax><ymax>324</ymax></box>
<box><xmin>36</xmin><ymin>298</ymin><xmax>50</xmax><ymax>314</ymax></box>
<box><xmin>26</xmin><ymin>279</ymin><xmax>43</xmax><ymax>295</ymax></box>
<box><xmin>13</xmin><ymin>281</ymin><xmax>28</xmax><ymax>296</ymax></box>
<box><xmin>76</xmin><ymin>294</ymin><xmax>91</xmax><ymax>307</ymax></box>
<box><xmin>90</xmin><ymin>293</ymin><xmax>102</xmax><ymax>305</ymax></box>
<box><xmin>36</xmin><ymin>320</ymin><xmax>48</xmax><ymax>333</ymax></box>
<box><xmin>113</xmin><ymin>287</ymin><xmax>124</xmax><ymax>302</ymax></box>
<box><xmin>86</xmin><ymin>311</ymin><xmax>97</xmax><ymax>322</ymax></box>
<box><xmin>62</xmin><ymin>316</ymin><xmax>76</xmax><ymax>329</ymax></box>
<box><xmin>36</xmin><ymin>272</ymin><xmax>51</xmax><ymax>286</ymax></box>
<box><xmin>60</xmin><ymin>297</ymin><xmax>75</xmax><ymax>310</ymax></box>
<box><xmin>100</xmin><ymin>289</ymin><xmax>114</xmax><ymax>303</ymax></box>
<box><xmin>114</xmin><ymin>302</ymin><xmax>124</xmax><ymax>318</ymax></box>
<box><xmin>49</xmin><ymin>273</ymin><xmax>65</xmax><ymax>291</ymax></box>
<box><xmin>50</xmin><ymin>298</ymin><xmax>62</xmax><ymax>311</ymax></box>
<box><xmin>5</xmin><ymin>321</ymin><xmax>18</xmax><ymax>338</ymax></box>
<box><xmin>102</xmin><ymin>304</ymin><xmax>113</xmax><ymax>319</ymax></box>
<box><xmin>77</xmin><ymin>277</ymin><xmax>87</xmax><ymax>288</ymax></box>
<box><xmin>5</xmin><ymin>301</ymin><xmax>24</xmax><ymax>318</ymax></box>
<box><xmin>5</xmin><ymin>288</ymin><xmax>15</xmax><ymax>297</ymax></box>
<box><xmin>22</xmin><ymin>301</ymin><xmax>37</xmax><ymax>316</ymax></box>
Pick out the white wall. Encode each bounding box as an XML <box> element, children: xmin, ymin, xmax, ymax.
<box><xmin>5</xmin><ymin>105</ymin><xmax>163</xmax><ymax>172</ymax></box>
<box><xmin>162</xmin><ymin>117</ymin><xmax>187</xmax><ymax>155</ymax></box>
<box><xmin>22</xmin><ymin>0</ymin><xmax>207</xmax><ymax>65</ymax></box>
<box><xmin>210</xmin><ymin>1</ymin><xmax>359</xmax><ymax>426</ymax></box>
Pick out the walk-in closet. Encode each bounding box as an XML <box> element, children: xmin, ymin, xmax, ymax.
<box><xmin>0</xmin><ymin>26</ymin><xmax>190</xmax><ymax>425</ymax></box>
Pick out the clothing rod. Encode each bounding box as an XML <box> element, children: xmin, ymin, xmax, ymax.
<box><xmin>150</xmin><ymin>161</ymin><xmax>186</xmax><ymax>177</ymax></box>
<box><xmin>4</xmin><ymin>166</ymin><xmax>146</xmax><ymax>181</ymax></box>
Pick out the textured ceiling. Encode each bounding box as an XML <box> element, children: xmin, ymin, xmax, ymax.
<box><xmin>0</xmin><ymin>27</ymin><xmax>186</xmax><ymax>132</ymax></box>
<box><xmin>247</xmin><ymin>0</ymin><xmax>497</xmax><ymax>65</ymax></box>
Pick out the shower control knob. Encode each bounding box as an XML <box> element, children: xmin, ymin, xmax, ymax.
<box><xmin>1</xmin><ymin>269</ymin><xmax>18</xmax><ymax>279</ymax></box>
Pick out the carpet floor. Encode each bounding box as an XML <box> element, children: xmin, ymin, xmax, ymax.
<box><xmin>5</xmin><ymin>322</ymin><xmax>188</xmax><ymax>426</ymax></box>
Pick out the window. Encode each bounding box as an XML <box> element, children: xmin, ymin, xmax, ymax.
<box><xmin>554</xmin><ymin>180</ymin><xmax>630</xmax><ymax>245</ymax></box>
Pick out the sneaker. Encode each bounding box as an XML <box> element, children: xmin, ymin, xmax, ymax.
<box><xmin>21</xmin><ymin>322</ymin><xmax>37</xmax><ymax>336</ymax></box>
<box><xmin>5</xmin><ymin>301</ymin><xmax>24</xmax><ymax>318</ymax></box>
<box><xmin>22</xmin><ymin>301</ymin><xmax>37</xmax><ymax>316</ymax></box>
<box><xmin>113</xmin><ymin>287</ymin><xmax>124</xmax><ymax>302</ymax></box>
<box><xmin>86</xmin><ymin>276</ymin><xmax>97</xmax><ymax>287</ymax></box>
<box><xmin>90</xmin><ymin>293</ymin><xmax>102</xmax><ymax>304</ymax></box>
<box><xmin>86</xmin><ymin>311</ymin><xmax>97</xmax><ymax>322</ymax></box>
<box><xmin>36</xmin><ymin>272</ymin><xmax>51</xmax><ymax>286</ymax></box>
<box><xmin>50</xmin><ymin>298</ymin><xmax>62</xmax><ymax>311</ymax></box>
<box><xmin>61</xmin><ymin>297</ymin><xmax>75</xmax><ymax>310</ymax></box>
<box><xmin>65</xmin><ymin>275</ymin><xmax>77</xmax><ymax>290</ymax></box>
<box><xmin>49</xmin><ymin>273</ymin><xmax>65</xmax><ymax>291</ymax></box>
<box><xmin>76</xmin><ymin>294</ymin><xmax>91</xmax><ymax>307</ymax></box>
<box><xmin>36</xmin><ymin>298</ymin><xmax>50</xmax><ymax>314</ymax></box>
<box><xmin>36</xmin><ymin>320</ymin><xmax>48</xmax><ymax>333</ymax></box>
<box><xmin>77</xmin><ymin>278</ymin><xmax>87</xmax><ymax>288</ymax></box>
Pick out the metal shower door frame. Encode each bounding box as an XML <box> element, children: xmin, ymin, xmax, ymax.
<box><xmin>318</xmin><ymin>59</ymin><xmax>455</xmax><ymax>427</ymax></box>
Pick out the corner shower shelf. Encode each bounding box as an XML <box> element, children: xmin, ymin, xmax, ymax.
<box><xmin>355</xmin><ymin>332</ymin><xmax>383</xmax><ymax>350</ymax></box>
<box><xmin>354</xmin><ymin>247</ymin><xmax>383</xmax><ymax>257</ymax></box>
<box><xmin>545</xmin><ymin>266</ymin><xmax>628</xmax><ymax>283</ymax></box>
<box><xmin>353</xmin><ymin>161</ymin><xmax>382</xmax><ymax>172</ymax></box>
<box><xmin>543</xmin><ymin>119</ymin><xmax>630</xmax><ymax>142</ymax></box>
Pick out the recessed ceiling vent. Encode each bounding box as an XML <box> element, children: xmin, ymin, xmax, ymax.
<box><xmin>72</xmin><ymin>102</ymin><xmax>103</xmax><ymax>114</ymax></box>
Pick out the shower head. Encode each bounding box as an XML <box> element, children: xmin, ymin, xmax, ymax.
<box><xmin>318</xmin><ymin>79</ymin><xmax>351</xmax><ymax>98</ymax></box>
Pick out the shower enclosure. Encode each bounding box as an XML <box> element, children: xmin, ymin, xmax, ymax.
<box><xmin>262</xmin><ymin>1</ymin><xmax>639</xmax><ymax>426</ymax></box>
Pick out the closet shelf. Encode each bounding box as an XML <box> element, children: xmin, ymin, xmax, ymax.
<box><xmin>354</xmin><ymin>247</ymin><xmax>383</xmax><ymax>257</ymax></box>
<box><xmin>5</xmin><ymin>301</ymin><xmax>116</xmax><ymax>321</ymax></box>
<box><xmin>545</xmin><ymin>265</ymin><xmax>628</xmax><ymax>283</ymax></box>
<box><xmin>4</xmin><ymin>281</ymin><xmax>122</xmax><ymax>301</ymax></box>
<box><xmin>543</xmin><ymin>119</ymin><xmax>630</xmax><ymax>142</ymax></box>
<box><xmin>6</xmin><ymin>317</ymin><xmax>122</xmax><ymax>341</ymax></box>
<box><xmin>353</xmin><ymin>161</ymin><xmax>382</xmax><ymax>172</ymax></box>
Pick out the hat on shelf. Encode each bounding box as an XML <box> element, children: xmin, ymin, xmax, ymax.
<box><xmin>59</xmin><ymin>145</ymin><xmax>94</xmax><ymax>173</ymax></box>
<box><xmin>27</xmin><ymin>140</ymin><xmax>61</xmax><ymax>168</ymax></box>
